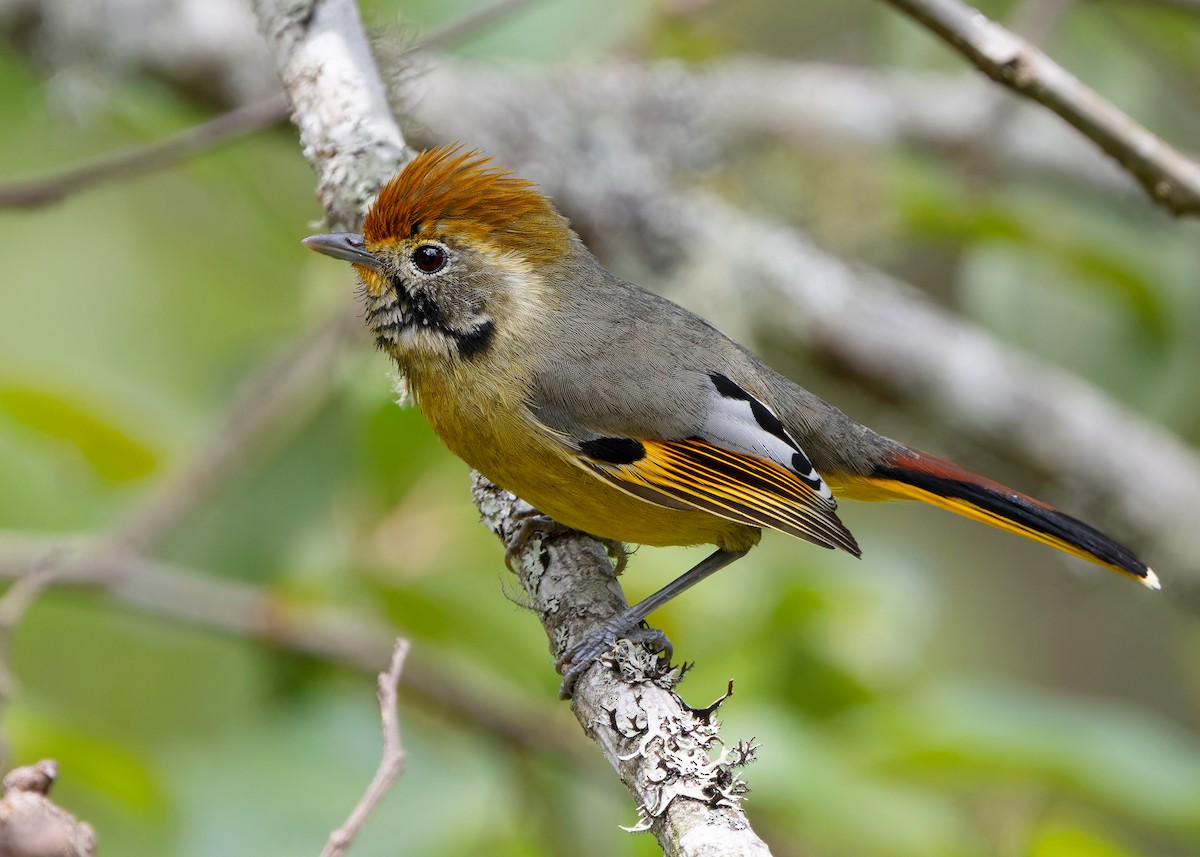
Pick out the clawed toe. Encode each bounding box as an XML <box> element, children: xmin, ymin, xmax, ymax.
<box><xmin>556</xmin><ymin>620</ymin><xmax>673</xmax><ymax>699</ymax></box>
<box><xmin>504</xmin><ymin>512</ymin><xmax>569</xmax><ymax>573</ymax></box>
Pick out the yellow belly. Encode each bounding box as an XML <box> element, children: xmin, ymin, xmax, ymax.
<box><xmin>411</xmin><ymin>366</ymin><xmax>760</xmax><ymax>552</ymax></box>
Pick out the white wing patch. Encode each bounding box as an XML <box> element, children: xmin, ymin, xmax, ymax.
<box><xmin>704</xmin><ymin>373</ymin><xmax>835</xmax><ymax>503</ymax></box>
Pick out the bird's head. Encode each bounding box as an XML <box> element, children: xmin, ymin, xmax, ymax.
<box><xmin>304</xmin><ymin>145</ymin><xmax>571</xmax><ymax>363</ymax></box>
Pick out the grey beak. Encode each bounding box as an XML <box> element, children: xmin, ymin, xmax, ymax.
<box><xmin>301</xmin><ymin>232</ymin><xmax>381</xmax><ymax>270</ymax></box>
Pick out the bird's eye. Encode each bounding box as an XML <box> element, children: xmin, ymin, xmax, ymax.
<box><xmin>412</xmin><ymin>244</ymin><xmax>446</xmax><ymax>274</ymax></box>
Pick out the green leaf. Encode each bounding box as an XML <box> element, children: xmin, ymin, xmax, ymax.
<box><xmin>0</xmin><ymin>383</ymin><xmax>160</xmax><ymax>482</ymax></box>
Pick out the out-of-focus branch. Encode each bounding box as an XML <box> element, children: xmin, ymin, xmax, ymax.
<box><xmin>877</xmin><ymin>0</ymin><xmax>1200</xmax><ymax>217</ymax></box>
<box><xmin>0</xmin><ymin>0</ymin><xmax>277</xmax><ymax>108</ymax></box>
<box><xmin>0</xmin><ymin>0</ymin><xmax>536</xmax><ymax>210</ymax></box>
<box><xmin>0</xmin><ymin>93</ymin><xmax>288</xmax><ymax>209</ymax></box>
<box><xmin>0</xmin><ymin>537</ymin><xmax>587</xmax><ymax>762</ymax></box>
<box><xmin>412</xmin><ymin>63</ymin><xmax>1200</xmax><ymax>579</ymax></box>
<box><xmin>1097</xmin><ymin>0</ymin><xmax>1200</xmax><ymax>14</ymax></box>
<box><xmin>0</xmin><ymin>761</ymin><xmax>95</xmax><ymax>857</ymax></box>
<box><xmin>320</xmin><ymin>639</ymin><xmax>409</xmax><ymax>857</ymax></box>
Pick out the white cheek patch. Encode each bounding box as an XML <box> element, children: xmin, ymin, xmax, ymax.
<box><xmin>703</xmin><ymin>373</ymin><xmax>834</xmax><ymax>503</ymax></box>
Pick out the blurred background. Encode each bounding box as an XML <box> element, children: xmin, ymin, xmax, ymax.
<box><xmin>1</xmin><ymin>0</ymin><xmax>1199</xmax><ymax>854</ymax></box>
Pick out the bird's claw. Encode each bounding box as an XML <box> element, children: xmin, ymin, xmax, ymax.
<box><xmin>504</xmin><ymin>511</ymin><xmax>628</xmax><ymax>576</ymax></box>
<box><xmin>556</xmin><ymin>619</ymin><xmax>673</xmax><ymax>699</ymax></box>
<box><xmin>504</xmin><ymin>512</ymin><xmax>569</xmax><ymax>573</ymax></box>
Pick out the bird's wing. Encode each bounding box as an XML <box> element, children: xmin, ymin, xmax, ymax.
<box><xmin>532</xmin><ymin>369</ymin><xmax>860</xmax><ymax>555</ymax></box>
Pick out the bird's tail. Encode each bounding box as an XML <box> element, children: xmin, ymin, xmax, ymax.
<box><xmin>831</xmin><ymin>445</ymin><xmax>1159</xmax><ymax>589</ymax></box>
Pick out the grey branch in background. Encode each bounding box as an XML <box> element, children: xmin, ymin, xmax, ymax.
<box><xmin>878</xmin><ymin>0</ymin><xmax>1200</xmax><ymax>217</ymax></box>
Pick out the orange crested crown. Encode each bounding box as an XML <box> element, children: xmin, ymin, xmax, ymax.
<box><xmin>362</xmin><ymin>144</ymin><xmax>570</xmax><ymax>264</ymax></box>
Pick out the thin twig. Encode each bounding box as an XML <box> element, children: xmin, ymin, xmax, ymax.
<box><xmin>878</xmin><ymin>0</ymin><xmax>1200</xmax><ymax>217</ymax></box>
<box><xmin>0</xmin><ymin>93</ymin><xmax>289</xmax><ymax>209</ymax></box>
<box><xmin>1097</xmin><ymin>0</ymin><xmax>1200</xmax><ymax>14</ymax></box>
<box><xmin>0</xmin><ymin>0</ymin><xmax>537</xmax><ymax>211</ymax></box>
<box><xmin>417</xmin><ymin>0</ymin><xmax>539</xmax><ymax>50</ymax></box>
<box><xmin>320</xmin><ymin>639</ymin><xmax>410</xmax><ymax>857</ymax></box>
<box><xmin>0</xmin><ymin>547</ymin><xmax>64</xmax><ymax>762</ymax></box>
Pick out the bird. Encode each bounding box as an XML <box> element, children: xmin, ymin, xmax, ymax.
<box><xmin>303</xmin><ymin>144</ymin><xmax>1158</xmax><ymax>696</ymax></box>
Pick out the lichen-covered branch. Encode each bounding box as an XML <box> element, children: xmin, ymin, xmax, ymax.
<box><xmin>474</xmin><ymin>478</ymin><xmax>772</xmax><ymax>856</ymax></box>
<box><xmin>252</xmin><ymin>0</ymin><xmax>409</xmax><ymax>230</ymax></box>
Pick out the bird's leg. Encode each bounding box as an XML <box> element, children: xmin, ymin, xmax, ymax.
<box><xmin>556</xmin><ymin>548</ymin><xmax>748</xmax><ymax>699</ymax></box>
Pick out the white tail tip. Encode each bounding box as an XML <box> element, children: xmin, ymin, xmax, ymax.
<box><xmin>1141</xmin><ymin>567</ymin><xmax>1161</xmax><ymax>591</ymax></box>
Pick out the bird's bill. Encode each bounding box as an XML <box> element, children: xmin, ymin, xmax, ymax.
<box><xmin>301</xmin><ymin>232</ymin><xmax>381</xmax><ymax>270</ymax></box>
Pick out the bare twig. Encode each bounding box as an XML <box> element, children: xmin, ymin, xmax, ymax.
<box><xmin>877</xmin><ymin>0</ymin><xmax>1200</xmax><ymax>216</ymax></box>
<box><xmin>320</xmin><ymin>639</ymin><xmax>410</xmax><ymax>857</ymax></box>
<box><xmin>0</xmin><ymin>93</ymin><xmax>289</xmax><ymax>209</ymax></box>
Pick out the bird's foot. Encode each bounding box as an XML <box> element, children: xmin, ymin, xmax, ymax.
<box><xmin>556</xmin><ymin>618</ymin><xmax>673</xmax><ymax>700</ymax></box>
<box><xmin>504</xmin><ymin>511</ymin><xmax>570</xmax><ymax>574</ymax></box>
<box><xmin>505</xmin><ymin>509</ymin><xmax>628</xmax><ymax>575</ymax></box>
<box><xmin>602</xmin><ymin>539</ymin><xmax>631</xmax><ymax>575</ymax></box>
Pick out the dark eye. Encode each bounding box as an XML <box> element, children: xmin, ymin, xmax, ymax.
<box><xmin>412</xmin><ymin>244</ymin><xmax>446</xmax><ymax>274</ymax></box>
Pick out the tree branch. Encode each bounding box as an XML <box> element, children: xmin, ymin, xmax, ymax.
<box><xmin>474</xmin><ymin>479</ymin><xmax>772</xmax><ymax>855</ymax></box>
<box><xmin>253</xmin><ymin>0</ymin><xmax>409</xmax><ymax>231</ymax></box>
<box><xmin>0</xmin><ymin>761</ymin><xmax>95</xmax><ymax>857</ymax></box>
<box><xmin>320</xmin><ymin>639</ymin><xmax>410</xmax><ymax>857</ymax></box>
<box><xmin>877</xmin><ymin>0</ymin><xmax>1200</xmax><ymax>217</ymax></box>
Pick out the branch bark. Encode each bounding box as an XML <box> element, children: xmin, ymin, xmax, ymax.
<box><xmin>877</xmin><ymin>0</ymin><xmax>1200</xmax><ymax>217</ymax></box>
<box><xmin>474</xmin><ymin>479</ymin><xmax>772</xmax><ymax>856</ymax></box>
<box><xmin>0</xmin><ymin>761</ymin><xmax>96</xmax><ymax>857</ymax></box>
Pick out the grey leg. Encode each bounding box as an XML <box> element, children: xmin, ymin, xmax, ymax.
<box><xmin>556</xmin><ymin>548</ymin><xmax>748</xmax><ymax>698</ymax></box>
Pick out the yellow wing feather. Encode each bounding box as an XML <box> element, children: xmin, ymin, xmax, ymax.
<box><xmin>585</xmin><ymin>438</ymin><xmax>860</xmax><ymax>555</ymax></box>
